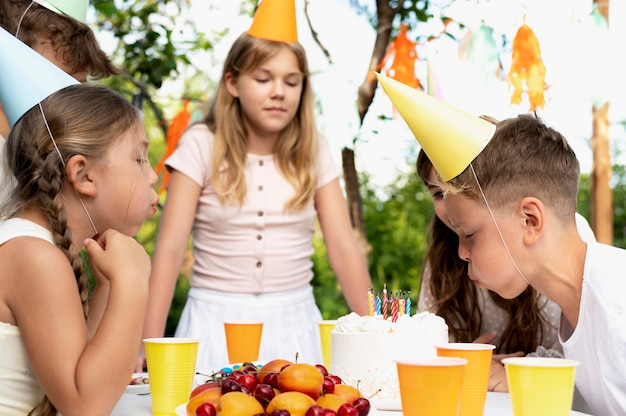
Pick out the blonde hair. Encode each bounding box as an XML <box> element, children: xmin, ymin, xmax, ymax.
<box><xmin>202</xmin><ymin>32</ymin><xmax>318</xmax><ymax>212</ymax></box>
<box><xmin>4</xmin><ymin>84</ymin><xmax>140</xmax><ymax>416</ymax></box>
<box><xmin>444</xmin><ymin>114</ymin><xmax>580</xmax><ymax>223</ymax></box>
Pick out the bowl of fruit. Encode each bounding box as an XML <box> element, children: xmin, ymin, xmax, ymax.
<box><xmin>176</xmin><ymin>359</ymin><xmax>373</xmax><ymax>416</ymax></box>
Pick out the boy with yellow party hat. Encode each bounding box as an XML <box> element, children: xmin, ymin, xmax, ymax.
<box><xmin>375</xmin><ymin>72</ymin><xmax>626</xmax><ymax>415</ymax></box>
<box><xmin>139</xmin><ymin>0</ymin><xmax>372</xmax><ymax>372</ymax></box>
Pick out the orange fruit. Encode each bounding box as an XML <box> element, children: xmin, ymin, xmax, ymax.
<box><xmin>186</xmin><ymin>385</ymin><xmax>222</xmax><ymax>415</ymax></box>
<box><xmin>267</xmin><ymin>391</ymin><xmax>317</xmax><ymax>416</ymax></box>
<box><xmin>333</xmin><ymin>384</ymin><xmax>360</xmax><ymax>403</ymax></box>
<box><xmin>277</xmin><ymin>363</ymin><xmax>324</xmax><ymax>399</ymax></box>
<box><xmin>316</xmin><ymin>393</ymin><xmax>347</xmax><ymax>411</ymax></box>
<box><xmin>216</xmin><ymin>391</ymin><xmax>264</xmax><ymax>416</ymax></box>
<box><xmin>256</xmin><ymin>358</ymin><xmax>294</xmax><ymax>383</ymax></box>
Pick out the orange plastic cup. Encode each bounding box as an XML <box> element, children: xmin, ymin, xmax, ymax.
<box><xmin>223</xmin><ymin>321</ymin><xmax>263</xmax><ymax>364</ymax></box>
<box><xmin>436</xmin><ymin>343</ymin><xmax>496</xmax><ymax>416</ymax></box>
<box><xmin>503</xmin><ymin>357</ymin><xmax>579</xmax><ymax>416</ymax></box>
<box><xmin>144</xmin><ymin>337</ymin><xmax>199</xmax><ymax>416</ymax></box>
<box><xmin>396</xmin><ymin>357</ymin><xmax>468</xmax><ymax>416</ymax></box>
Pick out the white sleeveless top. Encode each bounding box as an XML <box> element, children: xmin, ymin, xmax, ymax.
<box><xmin>0</xmin><ymin>218</ymin><xmax>53</xmax><ymax>415</ymax></box>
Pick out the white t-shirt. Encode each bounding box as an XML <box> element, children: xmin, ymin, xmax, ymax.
<box><xmin>560</xmin><ymin>241</ymin><xmax>626</xmax><ymax>416</ymax></box>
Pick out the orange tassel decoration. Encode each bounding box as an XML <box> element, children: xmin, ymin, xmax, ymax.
<box><xmin>371</xmin><ymin>24</ymin><xmax>421</xmax><ymax>90</ymax></box>
<box><xmin>507</xmin><ymin>21</ymin><xmax>546</xmax><ymax>111</ymax></box>
<box><xmin>155</xmin><ymin>99</ymin><xmax>191</xmax><ymax>194</ymax></box>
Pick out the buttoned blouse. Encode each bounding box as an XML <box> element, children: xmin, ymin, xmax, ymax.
<box><xmin>166</xmin><ymin>124</ymin><xmax>341</xmax><ymax>294</ymax></box>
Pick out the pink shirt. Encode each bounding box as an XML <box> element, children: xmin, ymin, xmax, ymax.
<box><xmin>166</xmin><ymin>124</ymin><xmax>340</xmax><ymax>294</ymax></box>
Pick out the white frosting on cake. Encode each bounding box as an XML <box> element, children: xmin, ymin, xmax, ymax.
<box><xmin>330</xmin><ymin>312</ymin><xmax>448</xmax><ymax>401</ymax></box>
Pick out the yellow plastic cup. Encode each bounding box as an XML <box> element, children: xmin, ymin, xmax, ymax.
<box><xmin>144</xmin><ymin>337</ymin><xmax>199</xmax><ymax>416</ymax></box>
<box><xmin>318</xmin><ymin>320</ymin><xmax>336</xmax><ymax>369</ymax></box>
<box><xmin>223</xmin><ymin>321</ymin><xmax>263</xmax><ymax>364</ymax></box>
<box><xmin>396</xmin><ymin>357</ymin><xmax>468</xmax><ymax>416</ymax></box>
<box><xmin>503</xmin><ymin>357</ymin><xmax>579</xmax><ymax>416</ymax></box>
<box><xmin>436</xmin><ymin>342</ymin><xmax>496</xmax><ymax>416</ymax></box>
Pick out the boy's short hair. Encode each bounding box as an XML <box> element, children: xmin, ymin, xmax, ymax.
<box><xmin>444</xmin><ymin>114</ymin><xmax>580</xmax><ymax>221</ymax></box>
<box><xmin>0</xmin><ymin>0</ymin><xmax>120</xmax><ymax>79</ymax></box>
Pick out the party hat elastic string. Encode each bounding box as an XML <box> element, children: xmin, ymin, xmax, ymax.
<box><xmin>469</xmin><ymin>163</ymin><xmax>530</xmax><ymax>286</ymax></box>
<box><xmin>15</xmin><ymin>1</ymin><xmax>35</xmax><ymax>39</ymax></box>
<box><xmin>38</xmin><ymin>102</ymin><xmax>99</xmax><ymax>237</ymax></box>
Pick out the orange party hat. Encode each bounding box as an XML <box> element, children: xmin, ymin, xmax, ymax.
<box><xmin>0</xmin><ymin>27</ymin><xmax>79</xmax><ymax>127</ymax></box>
<box><xmin>375</xmin><ymin>72</ymin><xmax>495</xmax><ymax>181</ymax></box>
<box><xmin>248</xmin><ymin>0</ymin><xmax>297</xmax><ymax>42</ymax></box>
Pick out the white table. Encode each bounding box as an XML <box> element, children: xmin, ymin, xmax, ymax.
<box><xmin>112</xmin><ymin>391</ymin><xmax>592</xmax><ymax>415</ymax></box>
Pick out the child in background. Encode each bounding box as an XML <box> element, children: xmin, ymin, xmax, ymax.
<box><xmin>0</xmin><ymin>32</ymin><xmax>158</xmax><ymax>415</ymax></box>
<box><xmin>376</xmin><ymin>73</ymin><xmax>618</xmax><ymax>415</ymax></box>
<box><xmin>140</xmin><ymin>0</ymin><xmax>371</xmax><ymax>370</ymax></box>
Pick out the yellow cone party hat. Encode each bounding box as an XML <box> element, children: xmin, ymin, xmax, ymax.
<box><xmin>0</xmin><ymin>27</ymin><xmax>79</xmax><ymax>128</ymax></box>
<box><xmin>248</xmin><ymin>0</ymin><xmax>297</xmax><ymax>42</ymax></box>
<box><xmin>374</xmin><ymin>72</ymin><xmax>496</xmax><ymax>181</ymax></box>
<box><xmin>34</xmin><ymin>0</ymin><xmax>88</xmax><ymax>23</ymax></box>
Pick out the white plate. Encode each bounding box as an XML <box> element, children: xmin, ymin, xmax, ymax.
<box><xmin>126</xmin><ymin>372</ymin><xmax>150</xmax><ymax>395</ymax></box>
<box><xmin>369</xmin><ymin>398</ymin><xmax>401</xmax><ymax>411</ymax></box>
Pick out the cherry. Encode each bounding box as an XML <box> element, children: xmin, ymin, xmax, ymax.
<box><xmin>254</xmin><ymin>383</ymin><xmax>276</xmax><ymax>408</ymax></box>
<box><xmin>322</xmin><ymin>376</ymin><xmax>335</xmax><ymax>394</ymax></box>
<box><xmin>230</xmin><ymin>370</ymin><xmax>245</xmax><ymax>382</ymax></box>
<box><xmin>315</xmin><ymin>364</ymin><xmax>329</xmax><ymax>376</ymax></box>
<box><xmin>306</xmin><ymin>405</ymin><xmax>326</xmax><ymax>416</ymax></box>
<box><xmin>221</xmin><ymin>378</ymin><xmax>242</xmax><ymax>394</ymax></box>
<box><xmin>242</xmin><ymin>364</ymin><xmax>259</xmax><ymax>374</ymax></box>
<box><xmin>328</xmin><ymin>375</ymin><xmax>342</xmax><ymax>385</ymax></box>
<box><xmin>195</xmin><ymin>402</ymin><xmax>216</xmax><ymax>416</ymax></box>
<box><xmin>352</xmin><ymin>398</ymin><xmax>371</xmax><ymax>416</ymax></box>
<box><xmin>240</xmin><ymin>373</ymin><xmax>258</xmax><ymax>391</ymax></box>
<box><xmin>324</xmin><ymin>410</ymin><xmax>337</xmax><ymax>416</ymax></box>
<box><xmin>271</xmin><ymin>410</ymin><xmax>290</xmax><ymax>416</ymax></box>
<box><xmin>337</xmin><ymin>403</ymin><xmax>359</xmax><ymax>416</ymax></box>
<box><xmin>240</xmin><ymin>385</ymin><xmax>252</xmax><ymax>395</ymax></box>
<box><xmin>263</xmin><ymin>372</ymin><xmax>280</xmax><ymax>389</ymax></box>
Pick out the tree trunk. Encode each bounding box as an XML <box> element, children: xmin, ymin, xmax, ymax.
<box><xmin>590</xmin><ymin>0</ymin><xmax>612</xmax><ymax>244</ymax></box>
<box><xmin>341</xmin><ymin>1</ymin><xmax>401</xmax><ymax>257</ymax></box>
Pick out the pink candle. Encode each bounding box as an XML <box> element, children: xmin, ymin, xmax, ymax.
<box><xmin>382</xmin><ymin>284</ymin><xmax>388</xmax><ymax>320</ymax></box>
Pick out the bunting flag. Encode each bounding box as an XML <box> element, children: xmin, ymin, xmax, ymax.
<box><xmin>506</xmin><ymin>20</ymin><xmax>546</xmax><ymax>111</ymax></box>
<box><xmin>156</xmin><ymin>99</ymin><xmax>191</xmax><ymax>194</ymax></box>
<box><xmin>374</xmin><ymin>24</ymin><xmax>421</xmax><ymax>91</ymax></box>
<box><xmin>459</xmin><ymin>23</ymin><xmax>501</xmax><ymax>87</ymax></box>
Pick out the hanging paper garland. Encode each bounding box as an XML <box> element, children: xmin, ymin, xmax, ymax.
<box><xmin>506</xmin><ymin>20</ymin><xmax>546</xmax><ymax>111</ymax></box>
<box><xmin>378</xmin><ymin>23</ymin><xmax>421</xmax><ymax>90</ymax></box>
<box><xmin>155</xmin><ymin>99</ymin><xmax>191</xmax><ymax>194</ymax></box>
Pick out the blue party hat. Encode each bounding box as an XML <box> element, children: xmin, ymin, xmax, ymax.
<box><xmin>0</xmin><ymin>27</ymin><xmax>79</xmax><ymax>128</ymax></box>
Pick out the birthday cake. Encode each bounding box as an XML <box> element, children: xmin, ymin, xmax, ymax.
<box><xmin>330</xmin><ymin>311</ymin><xmax>448</xmax><ymax>402</ymax></box>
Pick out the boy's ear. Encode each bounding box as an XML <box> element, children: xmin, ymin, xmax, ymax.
<box><xmin>520</xmin><ymin>197</ymin><xmax>544</xmax><ymax>244</ymax></box>
<box><xmin>66</xmin><ymin>154</ymin><xmax>97</xmax><ymax>197</ymax></box>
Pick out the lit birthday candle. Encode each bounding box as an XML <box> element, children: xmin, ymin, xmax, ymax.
<box><xmin>406</xmin><ymin>290</ymin><xmax>411</xmax><ymax>315</ymax></box>
<box><xmin>382</xmin><ymin>284</ymin><xmax>388</xmax><ymax>320</ymax></box>
<box><xmin>406</xmin><ymin>291</ymin><xmax>411</xmax><ymax>315</ymax></box>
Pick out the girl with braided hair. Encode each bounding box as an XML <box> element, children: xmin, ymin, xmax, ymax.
<box><xmin>0</xmin><ymin>82</ymin><xmax>158</xmax><ymax>415</ymax></box>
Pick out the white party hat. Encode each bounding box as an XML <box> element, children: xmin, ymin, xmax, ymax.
<box><xmin>34</xmin><ymin>0</ymin><xmax>88</xmax><ymax>23</ymax></box>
